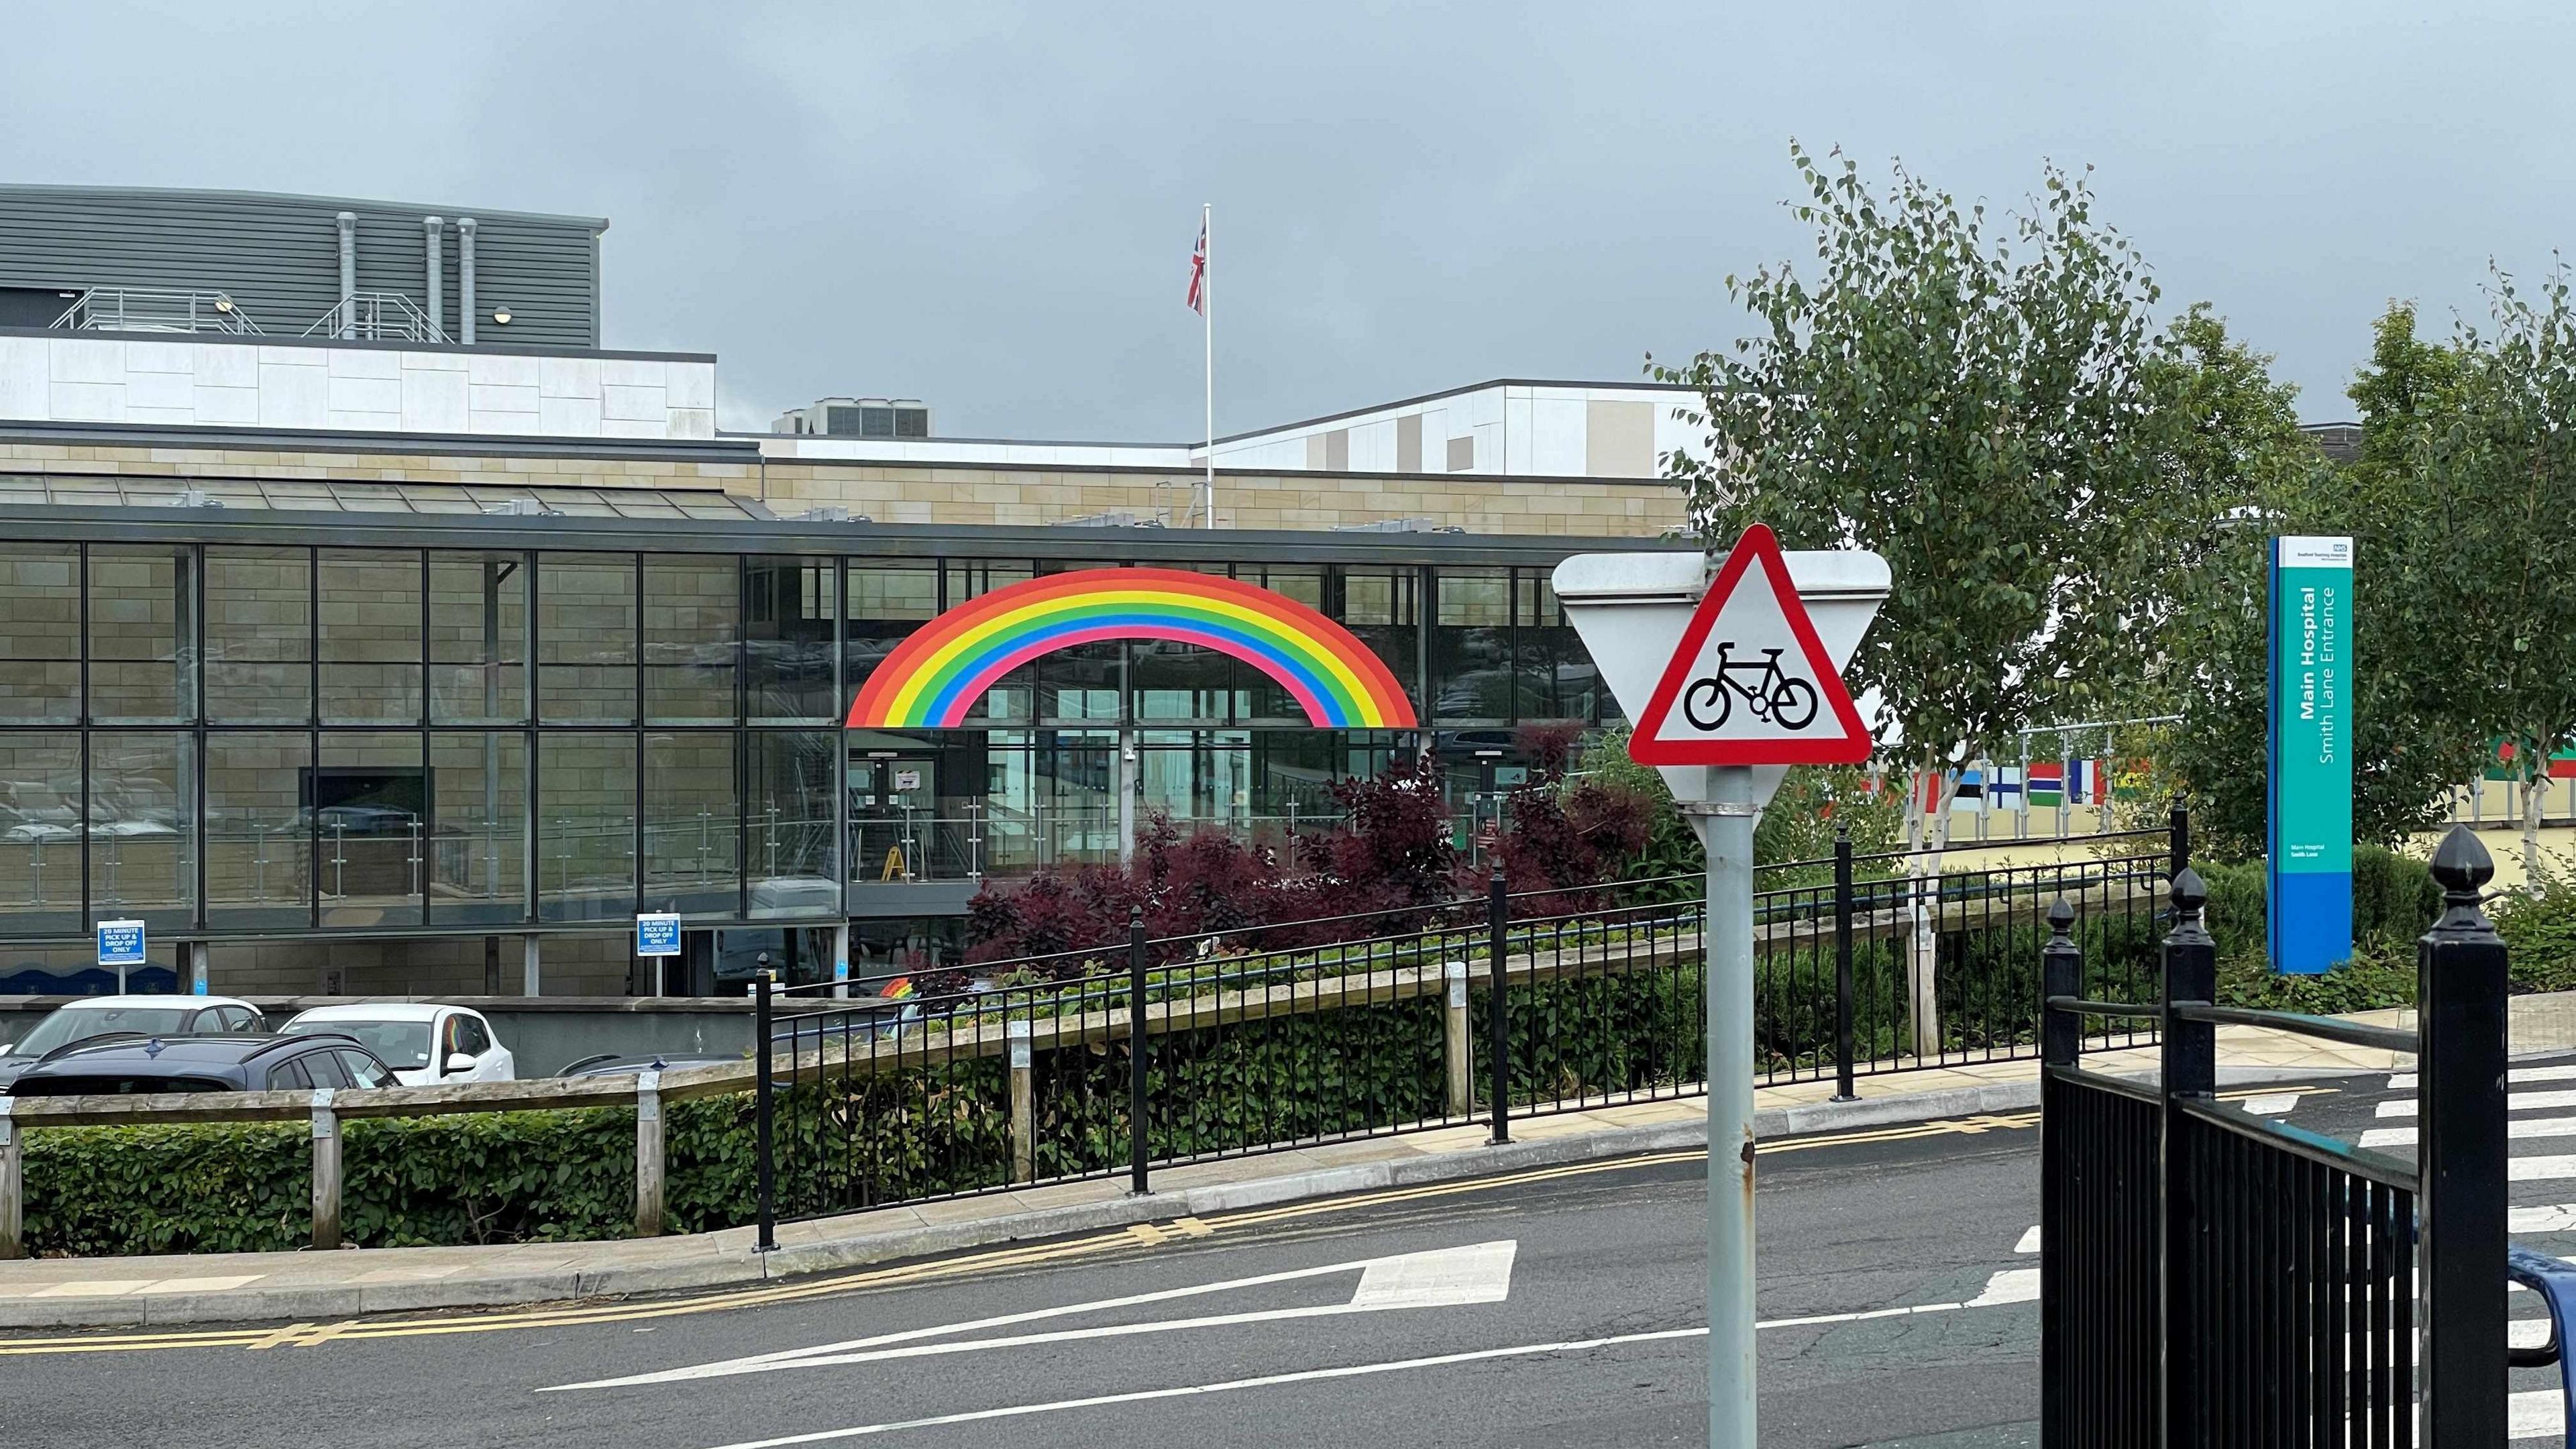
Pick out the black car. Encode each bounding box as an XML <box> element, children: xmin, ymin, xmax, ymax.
<box><xmin>555</xmin><ymin>1051</ymin><xmax>743</xmax><ymax>1079</ymax></box>
<box><xmin>5</xmin><ymin>1033</ymin><xmax>400</xmax><ymax>1095</ymax></box>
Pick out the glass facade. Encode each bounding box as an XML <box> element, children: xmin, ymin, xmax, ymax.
<box><xmin>0</xmin><ymin>539</ymin><xmax>1613</xmax><ymax>944</ymax></box>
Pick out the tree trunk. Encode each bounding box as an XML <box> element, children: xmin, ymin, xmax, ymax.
<box><xmin>2526</xmin><ymin>771</ymin><xmax>2547</xmax><ymax>897</ymax></box>
<box><xmin>1907</xmin><ymin>751</ymin><xmax>1945</xmax><ymax>1061</ymax></box>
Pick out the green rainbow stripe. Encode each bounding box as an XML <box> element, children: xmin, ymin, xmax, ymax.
<box><xmin>847</xmin><ymin>568</ymin><xmax>1415</xmax><ymax>729</ymax></box>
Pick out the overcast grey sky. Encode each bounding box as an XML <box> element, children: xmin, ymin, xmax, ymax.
<box><xmin>5</xmin><ymin>3</ymin><xmax>2566</xmax><ymax>438</ymax></box>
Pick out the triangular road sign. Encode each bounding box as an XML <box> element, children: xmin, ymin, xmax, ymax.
<box><xmin>1627</xmin><ymin>525</ymin><xmax>1872</xmax><ymax>767</ymax></box>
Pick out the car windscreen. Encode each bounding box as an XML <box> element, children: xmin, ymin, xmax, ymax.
<box><xmin>10</xmin><ymin>1006</ymin><xmax>193</xmax><ymax>1057</ymax></box>
<box><xmin>282</xmin><ymin>1019</ymin><xmax>433</xmax><ymax>1070</ymax></box>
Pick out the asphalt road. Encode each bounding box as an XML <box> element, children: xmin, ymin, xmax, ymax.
<box><xmin>1</xmin><ymin>1103</ymin><xmax>2063</xmax><ymax>1449</ymax></box>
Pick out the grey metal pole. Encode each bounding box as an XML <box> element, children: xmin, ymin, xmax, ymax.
<box><xmin>1831</xmin><ymin>825</ymin><xmax>1855</xmax><ymax>1102</ymax></box>
<box><xmin>1690</xmin><ymin>764</ymin><xmax>1760</xmax><ymax>1448</ymax></box>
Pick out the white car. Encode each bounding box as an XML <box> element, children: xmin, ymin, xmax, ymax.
<box><xmin>0</xmin><ymin>994</ymin><xmax>266</xmax><ymax>1088</ymax></box>
<box><xmin>279</xmin><ymin>1004</ymin><xmax>515</xmax><ymax>1087</ymax></box>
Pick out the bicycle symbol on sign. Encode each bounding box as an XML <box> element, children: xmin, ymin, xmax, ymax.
<box><xmin>1681</xmin><ymin>642</ymin><xmax>1820</xmax><ymax>733</ymax></box>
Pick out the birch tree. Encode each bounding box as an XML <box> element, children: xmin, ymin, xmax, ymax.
<box><xmin>2397</xmin><ymin>271</ymin><xmax>2576</xmax><ymax>885</ymax></box>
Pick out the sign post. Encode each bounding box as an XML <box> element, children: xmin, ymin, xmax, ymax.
<box><xmin>95</xmin><ymin>919</ymin><xmax>146</xmax><ymax>996</ymax></box>
<box><xmin>2267</xmin><ymin>536</ymin><xmax>2354</xmax><ymax>975</ymax></box>
<box><xmin>1554</xmin><ymin>527</ymin><xmax>1885</xmax><ymax>1448</ymax></box>
<box><xmin>635</xmin><ymin>913</ymin><xmax>682</xmax><ymax>996</ymax></box>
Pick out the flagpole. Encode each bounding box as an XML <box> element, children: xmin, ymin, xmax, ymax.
<box><xmin>1201</xmin><ymin>201</ymin><xmax>1215</xmax><ymax>528</ymax></box>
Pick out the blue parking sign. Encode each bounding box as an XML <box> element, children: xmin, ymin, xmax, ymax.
<box><xmin>635</xmin><ymin>913</ymin><xmax>682</xmax><ymax>958</ymax></box>
<box><xmin>96</xmin><ymin>919</ymin><xmax>146</xmax><ymax>967</ymax></box>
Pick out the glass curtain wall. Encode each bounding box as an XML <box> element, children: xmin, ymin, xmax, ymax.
<box><xmin>0</xmin><ymin>543</ymin><xmax>79</xmax><ymax>723</ymax></box>
<box><xmin>0</xmin><ymin>541</ymin><xmax>1599</xmax><ymax>943</ymax></box>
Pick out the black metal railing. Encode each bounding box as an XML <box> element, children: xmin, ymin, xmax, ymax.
<box><xmin>1751</xmin><ymin>818</ymin><xmax>2176</xmax><ymax>1088</ymax></box>
<box><xmin>2039</xmin><ymin>825</ymin><xmax>2512</xmax><ymax>1447</ymax></box>
<box><xmin>738</xmin><ymin>812</ymin><xmax>2185</xmax><ymax>1244</ymax></box>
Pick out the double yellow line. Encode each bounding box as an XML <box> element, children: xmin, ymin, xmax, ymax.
<box><xmin>0</xmin><ymin>1091</ymin><xmax>2327</xmax><ymax>1360</ymax></box>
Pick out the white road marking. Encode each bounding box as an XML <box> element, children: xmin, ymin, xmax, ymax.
<box><xmin>2364</xmin><ymin>1115</ymin><xmax>2576</xmax><ymax>1150</ymax></box>
<box><xmin>2392</xmin><ymin>1065</ymin><xmax>2576</xmax><ymax>1092</ymax></box>
<box><xmin>1348</xmin><ymin>1240</ymin><xmax>1517</xmax><ymax>1310</ymax></box>
<box><xmin>2015</xmin><ymin>1225</ymin><xmax>2042</xmax><ymax>1254</ymax></box>
<box><xmin>2238</xmin><ymin>1093</ymin><xmax>2300</xmax><ymax>1117</ymax></box>
<box><xmin>2515</xmin><ymin>1203</ymin><xmax>2576</xmax><ymax>1234</ymax></box>
<box><xmin>2380</xmin><ymin>1087</ymin><xmax>2576</xmax><ymax>1119</ymax></box>
<box><xmin>2514</xmin><ymin>1157</ymin><xmax>2576</xmax><ymax>1183</ymax></box>
<box><xmin>691</xmin><ymin>1326</ymin><xmax>1714</xmax><ymax>1448</ymax></box>
<box><xmin>549</xmin><ymin>1241</ymin><xmax>1517</xmax><ymax>1392</ymax></box>
<box><xmin>1758</xmin><ymin>1269</ymin><xmax>2038</xmax><ymax>1330</ymax></box>
<box><xmin>2515</xmin><ymin>1387</ymin><xmax>2568</xmax><ymax>1440</ymax></box>
<box><xmin>1968</xmin><ymin>1269</ymin><xmax>2040</xmax><ymax>1307</ymax></box>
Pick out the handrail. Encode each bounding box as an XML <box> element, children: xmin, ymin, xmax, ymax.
<box><xmin>1849</xmin><ymin>827</ymin><xmax>2164</xmax><ymax>867</ymax></box>
<box><xmin>1</xmin><ymin>1055</ymin><xmax>756</xmax><ymax>1128</ymax></box>
<box><xmin>49</xmin><ymin>287</ymin><xmax>263</xmax><ymax>335</ymax></box>
<box><xmin>303</xmin><ymin>291</ymin><xmax>448</xmax><ymax>344</ymax></box>
<box><xmin>2043</xmin><ymin>994</ymin><xmax>2163</xmax><ymax>1021</ymax></box>
<box><xmin>2043</xmin><ymin>1061</ymin><xmax>2163</xmax><ymax>1107</ymax></box>
<box><xmin>2508</xmin><ymin>1247</ymin><xmax>2576</xmax><ymax>1419</ymax></box>
<box><xmin>2168</xmin><ymin>1002</ymin><xmax>2420</xmax><ymax>1055</ymax></box>
<box><xmin>2171</xmin><ymin>1095</ymin><xmax>2419</xmax><ymax>1191</ymax></box>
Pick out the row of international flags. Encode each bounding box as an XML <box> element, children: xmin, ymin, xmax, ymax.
<box><xmin>2487</xmin><ymin>742</ymin><xmax>2576</xmax><ymax>781</ymax></box>
<box><xmin>1916</xmin><ymin>760</ymin><xmax>2148</xmax><ymax>812</ymax></box>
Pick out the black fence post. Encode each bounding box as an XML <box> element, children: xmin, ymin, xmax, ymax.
<box><xmin>2040</xmin><ymin>898</ymin><xmax>2082</xmax><ymax>1071</ymax></box>
<box><xmin>1128</xmin><ymin>906</ymin><xmax>1150</xmax><ymax>1196</ymax></box>
<box><xmin>1831</xmin><ymin>825</ymin><xmax>1856</xmax><ymax>1102</ymax></box>
<box><xmin>753</xmin><ymin>963</ymin><xmax>775</xmax><ymax>1253</ymax></box>
<box><xmin>2037</xmin><ymin>898</ymin><xmax>2080</xmax><ymax>1441</ymax></box>
<box><xmin>2167</xmin><ymin>796</ymin><xmax>2190</xmax><ymax>881</ymax></box>
<box><xmin>2157</xmin><ymin>869</ymin><xmax>2214</xmax><ymax>1441</ymax></box>
<box><xmin>1487</xmin><ymin>869</ymin><xmax>1510</xmax><ymax>1146</ymax></box>
<box><xmin>2419</xmin><ymin>825</ymin><xmax>2508</xmax><ymax>1443</ymax></box>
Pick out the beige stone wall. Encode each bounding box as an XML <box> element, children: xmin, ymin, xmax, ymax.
<box><xmin>203</xmin><ymin>934</ymin><xmax>634</xmax><ymax>998</ymax></box>
<box><xmin>2</xmin><ymin>439</ymin><xmax>1686</xmax><ymax>538</ymax></box>
<box><xmin>1</xmin><ymin>440</ymin><xmax>759</xmax><ymax>492</ymax></box>
<box><xmin>753</xmin><ymin>462</ymin><xmax>1685</xmax><ymax>537</ymax></box>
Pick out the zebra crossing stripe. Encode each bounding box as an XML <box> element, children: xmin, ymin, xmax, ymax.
<box><xmin>2512</xmin><ymin>1387</ymin><xmax>2568</xmax><ymax>1440</ymax></box>
<box><xmin>2512</xmin><ymin>1155</ymin><xmax>2576</xmax><ymax>1183</ymax></box>
<box><xmin>2363</xmin><ymin>1116</ymin><xmax>2576</xmax><ymax>1150</ymax></box>
<box><xmin>2514</xmin><ymin>1203</ymin><xmax>2576</xmax><ymax>1234</ymax></box>
<box><xmin>2390</xmin><ymin>1065</ymin><xmax>2576</xmax><ymax>1092</ymax></box>
<box><xmin>2379</xmin><ymin>1087</ymin><xmax>2576</xmax><ymax>1120</ymax></box>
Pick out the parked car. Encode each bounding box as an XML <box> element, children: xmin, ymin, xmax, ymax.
<box><xmin>0</xmin><ymin>995</ymin><xmax>265</xmax><ymax>1089</ymax></box>
<box><xmin>5</xmin><ymin>1033</ymin><xmax>398</xmax><ymax>1095</ymax></box>
<box><xmin>556</xmin><ymin>1051</ymin><xmax>744</xmax><ymax>1079</ymax></box>
<box><xmin>278</xmin><ymin>1004</ymin><xmax>515</xmax><ymax>1087</ymax></box>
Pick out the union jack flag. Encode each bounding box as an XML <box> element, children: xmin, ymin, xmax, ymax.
<box><xmin>1186</xmin><ymin>220</ymin><xmax>1208</xmax><ymax>315</ymax></box>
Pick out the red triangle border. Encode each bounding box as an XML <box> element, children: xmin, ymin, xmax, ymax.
<box><xmin>1625</xmin><ymin>525</ymin><xmax>1873</xmax><ymax>767</ymax></box>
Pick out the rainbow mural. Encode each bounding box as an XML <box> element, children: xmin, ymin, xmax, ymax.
<box><xmin>847</xmin><ymin>568</ymin><xmax>1416</xmax><ymax>729</ymax></box>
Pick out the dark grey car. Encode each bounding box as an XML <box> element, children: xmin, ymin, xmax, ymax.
<box><xmin>5</xmin><ymin>1034</ymin><xmax>398</xmax><ymax>1095</ymax></box>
